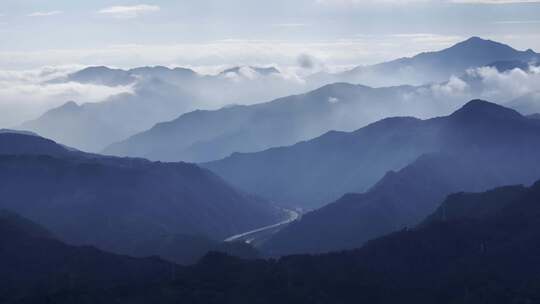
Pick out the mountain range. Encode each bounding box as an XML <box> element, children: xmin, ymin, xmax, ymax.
<box><xmin>320</xmin><ymin>36</ymin><xmax>540</xmax><ymax>87</ymax></box>
<box><xmin>18</xmin><ymin>37</ymin><xmax>539</xmax><ymax>157</ymax></box>
<box><xmin>4</xmin><ymin>37</ymin><xmax>540</xmax><ymax>303</ymax></box>
<box><xmin>202</xmin><ymin>98</ymin><xmax>540</xmax><ymax>210</ymax></box>
<box><xmin>19</xmin><ymin>65</ymin><xmax>303</xmax><ymax>152</ymax></box>
<box><xmin>6</xmin><ymin>179</ymin><xmax>540</xmax><ymax>303</ymax></box>
<box><xmin>103</xmin><ymin>38</ymin><xmax>539</xmax><ymax>163</ymax></box>
<box><xmin>0</xmin><ymin>131</ymin><xmax>282</xmax><ymax>264</ymax></box>
<box><xmin>260</xmin><ymin>100</ymin><xmax>540</xmax><ymax>255</ymax></box>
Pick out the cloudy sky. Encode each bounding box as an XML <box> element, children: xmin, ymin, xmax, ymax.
<box><xmin>0</xmin><ymin>0</ymin><xmax>539</xmax><ymax>70</ymax></box>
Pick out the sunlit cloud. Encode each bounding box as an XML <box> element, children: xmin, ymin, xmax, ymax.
<box><xmin>99</xmin><ymin>5</ymin><xmax>160</xmax><ymax>19</ymax></box>
<box><xmin>27</xmin><ymin>11</ymin><xmax>63</xmax><ymax>17</ymax></box>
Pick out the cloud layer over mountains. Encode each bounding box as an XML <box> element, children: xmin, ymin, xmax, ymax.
<box><xmin>0</xmin><ymin>37</ymin><xmax>537</xmax><ymax>157</ymax></box>
<box><xmin>0</xmin><ymin>67</ymin><xmax>132</xmax><ymax>127</ymax></box>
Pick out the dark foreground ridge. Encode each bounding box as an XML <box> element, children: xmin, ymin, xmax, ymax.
<box><xmin>0</xmin><ymin>131</ymin><xmax>281</xmax><ymax>265</ymax></box>
<box><xmin>4</xmin><ymin>180</ymin><xmax>540</xmax><ymax>303</ymax></box>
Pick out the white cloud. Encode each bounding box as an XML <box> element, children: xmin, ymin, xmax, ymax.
<box><xmin>404</xmin><ymin>65</ymin><xmax>540</xmax><ymax>112</ymax></box>
<box><xmin>222</xmin><ymin>66</ymin><xmax>260</xmax><ymax>82</ymax></box>
<box><xmin>99</xmin><ymin>5</ymin><xmax>160</xmax><ymax>19</ymax></box>
<box><xmin>328</xmin><ymin>96</ymin><xmax>340</xmax><ymax>103</ymax></box>
<box><xmin>467</xmin><ymin>66</ymin><xmax>540</xmax><ymax>100</ymax></box>
<box><xmin>0</xmin><ymin>67</ymin><xmax>132</xmax><ymax>127</ymax></box>
<box><xmin>429</xmin><ymin>76</ymin><xmax>469</xmax><ymax>97</ymax></box>
<box><xmin>27</xmin><ymin>11</ymin><xmax>63</xmax><ymax>17</ymax></box>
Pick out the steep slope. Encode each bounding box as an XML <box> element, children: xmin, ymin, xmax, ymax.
<box><xmin>262</xmin><ymin>100</ymin><xmax>540</xmax><ymax>255</ymax></box>
<box><xmin>335</xmin><ymin>36</ymin><xmax>539</xmax><ymax>87</ymax></box>
<box><xmin>0</xmin><ymin>132</ymin><xmax>282</xmax><ymax>263</ymax></box>
<box><xmin>202</xmin><ymin>98</ymin><xmax>538</xmax><ymax>209</ymax></box>
<box><xmin>22</xmin><ymin>180</ymin><xmax>540</xmax><ymax>304</ymax></box>
<box><xmin>204</xmin><ymin>116</ymin><xmax>440</xmax><ymax>208</ymax></box>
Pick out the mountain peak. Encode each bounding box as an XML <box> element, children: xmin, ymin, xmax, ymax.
<box><xmin>62</xmin><ymin>100</ymin><xmax>79</xmax><ymax>108</ymax></box>
<box><xmin>450</xmin><ymin>99</ymin><xmax>523</xmax><ymax>121</ymax></box>
<box><xmin>457</xmin><ymin>36</ymin><xmax>503</xmax><ymax>47</ymax></box>
<box><xmin>79</xmin><ymin>66</ymin><xmax>115</xmax><ymax>72</ymax></box>
<box><xmin>464</xmin><ymin>36</ymin><xmax>485</xmax><ymax>43</ymax></box>
<box><xmin>49</xmin><ymin>101</ymin><xmax>81</xmax><ymax>114</ymax></box>
<box><xmin>443</xmin><ymin>37</ymin><xmax>519</xmax><ymax>56</ymax></box>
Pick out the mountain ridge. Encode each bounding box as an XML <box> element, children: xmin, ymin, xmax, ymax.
<box><xmin>261</xmin><ymin>100</ymin><xmax>540</xmax><ymax>255</ymax></box>
<box><xmin>0</xmin><ymin>131</ymin><xmax>283</xmax><ymax>264</ymax></box>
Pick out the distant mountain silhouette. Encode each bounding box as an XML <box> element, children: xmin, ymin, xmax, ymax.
<box><xmin>129</xmin><ymin>66</ymin><xmax>199</xmax><ymax>82</ymax></box>
<box><xmin>0</xmin><ymin>131</ymin><xmax>282</xmax><ymax>264</ymax></box>
<box><xmin>204</xmin><ymin>115</ymin><xmax>440</xmax><ymax>208</ymax></box>
<box><xmin>21</xmin><ymin>38</ymin><xmax>538</xmax><ymax>153</ymax></box>
<box><xmin>104</xmin><ymin>45</ymin><xmax>539</xmax><ymax>164</ymax></box>
<box><xmin>61</xmin><ymin>66</ymin><xmax>137</xmax><ymax>86</ymax></box>
<box><xmin>202</xmin><ymin>99</ymin><xmax>536</xmax><ymax>209</ymax></box>
<box><xmin>486</xmin><ymin>59</ymin><xmax>532</xmax><ymax>72</ymax></box>
<box><xmin>103</xmin><ymin>83</ymin><xmax>452</xmax><ymax>163</ymax></box>
<box><xmin>20</xmin><ymin>76</ymin><xmax>201</xmax><ymax>152</ymax></box>
<box><xmin>261</xmin><ymin>100</ymin><xmax>540</xmax><ymax>255</ymax></box>
<box><xmin>55</xmin><ymin>65</ymin><xmax>278</xmax><ymax>87</ymax></box>
<box><xmin>219</xmin><ymin>66</ymin><xmax>280</xmax><ymax>76</ymax></box>
<box><xmin>22</xmin><ymin>65</ymin><xmax>303</xmax><ymax>152</ymax></box>
<box><xmin>16</xmin><ymin>180</ymin><xmax>540</xmax><ymax>303</ymax></box>
<box><xmin>329</xmin><ymin>36</ymin><xmax>540</xmax><ymax>87</ymax></box>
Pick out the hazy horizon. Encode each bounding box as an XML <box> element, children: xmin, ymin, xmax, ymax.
<box><xmin>1</xmin><ymin>1</ymin><xmax>540</xmax><ymax>70</ymax></box>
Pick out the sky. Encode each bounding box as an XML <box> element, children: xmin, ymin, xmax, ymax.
<box><xmin>0</xmin><ymin>0</ymin><xmax>539</xmax><ymax>71</ymax></box>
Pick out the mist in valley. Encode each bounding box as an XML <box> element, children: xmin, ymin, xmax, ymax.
<box><xmin>2</xmin><ymin>1</ymin><xmax>540</xmax><ymax>303</ymax></box>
